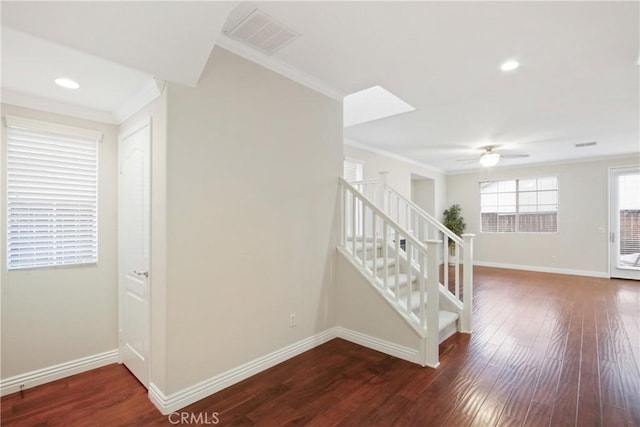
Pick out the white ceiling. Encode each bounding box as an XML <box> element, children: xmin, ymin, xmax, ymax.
<box><xmin>2</xmin><ymin>28</ymin><xmax>152</xmax><ymax>114</ymax></box>
<box><xmin>2</xmin><ymin>1</ymin><xmax>234</xmax><ymax>86</ymax></box>
<box><xmin>1</xmin><ymin>1</ymin><xmax>638</xmax><ymax>172</ymax></box>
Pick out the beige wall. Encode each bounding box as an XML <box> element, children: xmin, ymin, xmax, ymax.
<box><xmin>447</xmin><ymin>156</ymin><xmax>640</xmax><ymax>276</ymax></box>
<box><xmin>162</xmin><ymin>47</ymin><xmax>342</xmax><ymax>394</ymax></box>
<box><xmin>343</xmin><ymin>144</ymin><xmax>447</xmax><ymax>221</ymax></box>
<box><xmin>1</xmin><ymin>104</ymin><xmax>119</xmax><ymax>378</ymax></box>
<box><xmin>334</xmin><ymin>252</ymin><xmax>422</xmax><ymax>352</ymax></box>
<box><xmin>119</xmin><ymin>91</ymin><xmax>168</xmax><ymax>392</ymax></box>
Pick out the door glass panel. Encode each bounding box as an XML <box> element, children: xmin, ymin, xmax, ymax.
<box><xmin>618</xmin><ymin>173</ymin><xmax>640</xmax><ymax>269</ymax></box>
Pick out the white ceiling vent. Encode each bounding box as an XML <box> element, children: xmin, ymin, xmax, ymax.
<box><xmin>225</xmin><ymin>9</ymin><xmax>299</xmax><ymax>56</ymax></box>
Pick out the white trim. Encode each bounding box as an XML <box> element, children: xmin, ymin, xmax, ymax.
<box><xmin>474</xmin><ymin>260</ymin><xmax>609</xmax><ymax>278</ymax></box>
<box><xmin>2</xmin><ymin>89</ymin><xmax>117</xmax><ymax>124</ymax></box>
<box><xmin>148</xmin><ymin>327</ymin><xmax>423</xmax><ymax>414</ymax></box>
<box><xmin>119</xmin><ymin>116</ymin><xmax>152</xmax><ymax>142</ymax></box>
<box><xmin>215</xmin><ymin>36</ymin><xmax>343</xmax><ymax>101</ymax></box>
<box><xmin>608</xmin><ymin>166</ymin><xmax>640</xmax><ymax>280</ymax></box>
<box><xmin>148</xmin><ymin>329</ymin><xmax>338</xmax><ymax>415</ymax></box>
<box><xmin>344</xmin><ymin>138</ymin><xmax>446</xmax><ymax>175</ymax></box>
<box><xmin>113</xmin><ymin>79</ymin><xmax>165</xmax><ymax>124</ymax></box>
<box><xmin>5</xmin><ymin>114</ymin><xmax>104</xmax><ymax>141</ymax></box>
<box><xmin>335</xmin><ymin>327</ymin><xmax>420</xmax><ymax>365</ymax></box>
<box><xmin>0</xmin><ymin>349</ymin><xmax>118</xmax><ymax>396</ymax></box>
<box><xmin>447</xmin><ymin>153</ymin><xmax>640</xmax><ymax>176</ymax></box>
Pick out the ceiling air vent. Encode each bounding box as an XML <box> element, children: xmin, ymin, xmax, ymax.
<box><xmin>575</xmin><ymin>141</ymin><xmax>597</xmax><ymax>148</ymax></box>
<box><xmin>225</xmin><ymin>9</ymin><xmax>299</xmax><ymax>56</ymax></box>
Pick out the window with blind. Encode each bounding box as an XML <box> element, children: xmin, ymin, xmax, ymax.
<box><xmin>343</xmin><ymin>158</ymin><xmax>363</xmax><ymax>182</ymax></box>
<box><xmin>6</xmin><ymin>116</ymin><xmax>101</xmax><ymax>270</ymax></box>
<box><xmin>480</xmin><ymin>177</ymin><xmax>558</xmax><ymax>233</ymax></box>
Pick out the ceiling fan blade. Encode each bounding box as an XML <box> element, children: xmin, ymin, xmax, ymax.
<box><xmin>501</xmin><ymin>154</ymin><xmax>529</xmax><ymax>159</ymax></box>
<box><xmin>456</xmin><ymin>158</ymin><xmax>478</xmax><ymax>162</ymax></box>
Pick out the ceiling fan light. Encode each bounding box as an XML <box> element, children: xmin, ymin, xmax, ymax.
<box><xmin>500</xmin><ymin>60</ymin><xmax>520</xmax><ymax>72</ymax></box>
<box><xmin>480</xmin><ymin>152</ymin><xmax>501</xmax><ymax>167</ymax></box>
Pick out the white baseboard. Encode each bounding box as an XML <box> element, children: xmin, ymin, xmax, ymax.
<box><xmin>148</xmin><ymin>328</ymin><xmax>338</xmax><ymax>415</ymax></box>
<box><xmin>0</xmin><ymin>349</ymin><xmax>119</xmax><ymax>396</ymax></box>
<box><xmin>148</xmin><ymin>326</ymin><xmax>422</xmax><ymax>415</ymax></box>
<box><xmin>474</xmin><ymin>260</ymin><xmax>609</xmax><ymax>279</ymax></box>
<box><xmin>335</xmin><ymin>327</ymin><xmax>420</xmax><ymax>365</ymax></box>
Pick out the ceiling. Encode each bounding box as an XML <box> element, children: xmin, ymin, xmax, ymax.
<box><xmin>2</xmin><ymin>1</ymin><xmax>638</xmax><ymax>172</ymax></box>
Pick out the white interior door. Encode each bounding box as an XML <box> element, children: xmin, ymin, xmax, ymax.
<box><xmin>118</xmin><ymin>119</ymin><xmax>151</xmax><ymax>387</ymax></box>
<box><xmin>609</xmin><ymin>166</ymin><xmax>640</xmax><ymax>280</ymax></box>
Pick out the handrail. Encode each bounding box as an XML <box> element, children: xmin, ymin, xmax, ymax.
<box><xmin>338</xmin><ymin>175</ymin><xmax>474</xmax><ymax>367</ymax></box>
<box><xmin>348</xmin><ymin>178</ymin><xmax>380</xmax><ymax>185</ymax></box>
<box><xmin>384</xmin><ymin>185</ymin><xmax>463</xmax><ymax>246</ymax></box>
<box><xmin>339</xmin><ymin>178</ymin><xmax>430</xmax><ymax>253</ymax></box>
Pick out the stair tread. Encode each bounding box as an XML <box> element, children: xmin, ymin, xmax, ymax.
<box><xmin>349</xmin><ymin>241</ymin><xmax>383</xmax><ymax>250</ymax></box>
<box><xmin>438</xmin><ymin>310</ymin><xmax>459</xmax><ymax>329</ymax></box>
<box><xmin>382</xmin><ymin>273</ymin><xmax>415</xmax><ymax>288</ymax></box>
<box><xmin>396</xmin><ymin>292</ymin><xmax>459</xmax><ymax>331</ymax></box>
<box><xmin>365</xmin><ymin>257</ymin><xmax>396</xmax><ymax>269</ymax></box>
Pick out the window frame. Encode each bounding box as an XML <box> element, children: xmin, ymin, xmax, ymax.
<box><xmin>343</xmin><ymin>157</ymin><xmax>364</xmax><ymax>182</ymax></box>
<box><xmin>479</xmin><ymin>176</ymin><xmax>559</xmax><ymax>234</ymax></box>
<box><xmin>5</xmin><ymin>115</ymin><xmax>102</xmax><ymax>271</ymax></box>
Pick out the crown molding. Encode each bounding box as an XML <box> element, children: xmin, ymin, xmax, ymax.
<box><xmin>215</xmin><ymin>35</ymin><xmax>343</xmax><ymax>101</ymax></box>
<box><xmin>112</xmin><ymin>78</ymin><xmax>165</xmax><ymax>123</ymax></box>
<box><xmin>344</xmin><ymin>138</ymin><xmax>446</xmax><ymax>175</ymax></box>
<box><xmin>447</xmin><ymin>152</ymin><xmax>640</xmax><ymax>176</ymax></box>
<box><xmin>1</xmin><ymin>89</ymin><xmax>117</xmax><ymax>124</ymax></box>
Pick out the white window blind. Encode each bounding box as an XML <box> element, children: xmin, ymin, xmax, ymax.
<box><xmin>343</xmin><ymin>158</ymin><xmax>363</xmax><ymax>182</ymax></box>
<box><xmin>480</xmin><ymin>177</ymin><xmax>558</xmax><ymax>233</ymax></box>
<box><xmin>6</xmin><ymin>116</ymin><xmax>101</xmax><ymax>270</ymax></box>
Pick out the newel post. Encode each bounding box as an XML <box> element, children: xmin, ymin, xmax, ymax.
<box><xmin>424</xmin><ymin>239</ymin><xmax>441</xmax><ymax>368</ymax></box>
<box><xmin>339</xmin><ymin>179</ymin><xmax>345</xmax><ymax>248</ymax></box>
<box><xmin>378</xmin><ymin>171</ymin><xmax>388</xmax><ymax>211</ymax></box>
<box><xmin>461</xmin><ymin>233</ymin><xmax>475</xmax><ymax>333</ymax></box>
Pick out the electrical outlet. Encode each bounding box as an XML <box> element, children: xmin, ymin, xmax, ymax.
<box><xmin>289</xmin><ymin>313</ymin><xmax>296</xmax><ymax>327</ymax></box>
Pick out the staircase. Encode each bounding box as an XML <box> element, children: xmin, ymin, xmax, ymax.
<box><xmin>338</xmin><ymin>173</ymin><xmax>474</xmax><ymax>368</ymax></box>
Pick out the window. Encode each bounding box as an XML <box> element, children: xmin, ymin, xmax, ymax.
<box><xmin>480</xmin><ymin>177</ymin><xmax>558</xmax><ymax>233</ymax></box>
<box><xmin>6</xmin><ymin>116</ymin><xmax>101</xmax><ymax>270</ymax></box>
<box><xmin>343</xmin><ymin>158</ymin><xmax>363</xmax><ymax>182</ymax></box>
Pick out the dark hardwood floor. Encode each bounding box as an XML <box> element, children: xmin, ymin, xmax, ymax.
<box><xmin>2</xmin><ymin>267</ymin><xmax>639</xmax><ymax>426</ymax></box>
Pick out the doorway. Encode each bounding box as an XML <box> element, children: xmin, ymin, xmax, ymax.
<box><xmin>609</xmin><ymin>166</ymin><xmax>640</xmax><ymax>280</ymax></box>
<box><xmin>411</xmin><ymin>174</ymin><xmax>436</xmax><ymax>240</ymax></box>
<box><xmin>118</xmin><ymin>119</ymin><xmax>152</xmax><ymax>386</ymax></box>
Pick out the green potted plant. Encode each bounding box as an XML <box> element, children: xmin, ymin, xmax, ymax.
<box><xmin>443</xmin><ymin>204</ymin><xmax>466</xmax><ymax>255</ymax></box>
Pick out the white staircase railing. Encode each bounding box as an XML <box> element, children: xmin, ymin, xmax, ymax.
<box><xmin>344</xmin><ymin>173</ymin><xmax>475</xmax><ymax>333</ymax></box>
<box><xmin>339</xmin><ymin>175</ymin><xmax>475</xmax><ymax>367</ymax></box>
<box><xmin>339</xmin><ymin>178</ymin><xmax>442</xmax><ymax>367</ymax></box>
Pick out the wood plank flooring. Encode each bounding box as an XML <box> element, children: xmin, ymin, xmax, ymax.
<box><xmin>2</xmin><ymin>267</ymin><xmax>639</xmax><ymax>426</ymax></box>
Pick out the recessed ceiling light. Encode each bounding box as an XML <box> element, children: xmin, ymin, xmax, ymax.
<box><xmin>500</xmin><ymin>60</ymin><xmax>520</xmax><ymax>72</ymax></box>
<box><xmin>54</xmin><ymin>78</ymin><xmax>80</xmax><ymax>89</ymax></box>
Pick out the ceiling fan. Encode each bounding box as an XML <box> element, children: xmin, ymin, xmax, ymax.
<box><xmin>457</xmin><ymin>145</ymin><xmax>529</xmax><ymax>167</ymax></box>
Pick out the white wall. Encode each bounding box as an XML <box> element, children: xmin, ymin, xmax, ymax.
<box><xmin>343</xmin><ymin>143</ymin><xmax>447</xmax><ymax>221</ymax></box>
<box><xmin>162</xmin><ymin>47</ymin><xmax>342</xmax><ymax>394</ymax></box>
<box><xmin>118</xmin><ymin>91</ymin><xmax>168</xmax><ymax>392</ymax></box>
<box><xmin>447</xmin><ymin>156</ymin><xmax>640</xmax><ymax>276</ymax></box>
<box><xmin>1</xmin><ymin>104</ymin><xmax>119</xmax><ymax>378</ymax></box>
